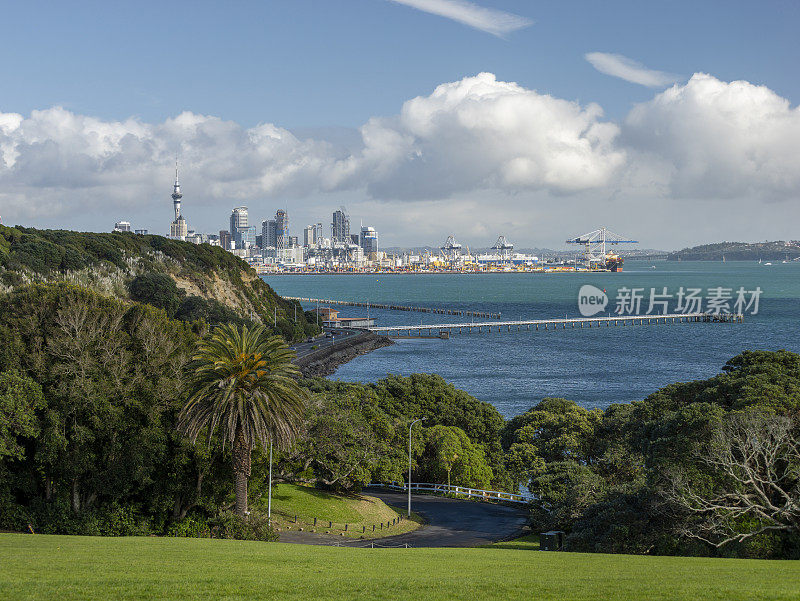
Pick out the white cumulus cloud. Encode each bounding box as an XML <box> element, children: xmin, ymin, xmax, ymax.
<box><xmin>623</xmin><ymin>73</ymin><xmax>800</xmax><ymax>198</ymax></box>
<box><xmin>388</xmin><ymin>0</ymin><xmax>532</xmax><ymax>37</ymax></box>
<box><xmin>585</xmin><ymin>52</ymin><xmax>679</xmax><ymax>88</ymax></box>
<box><xmin>339</xmin><ymin>72</ymin><xmax>626</xmax><ymax>198</ymax></box>
<box><xmin>1</xmin><ymin>72</ymin><xmax>799</xmax><ymax>247</ymax></box>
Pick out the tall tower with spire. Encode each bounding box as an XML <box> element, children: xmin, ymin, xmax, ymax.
<box><xmin>172</xmin><ymin>160</ymin><xmax>182</xmax><ymax>221</ymax></box>
<box><xmin>169</xmin><ymin>159</ymin><xmax>188</xmax><ymax>240</ymax></box>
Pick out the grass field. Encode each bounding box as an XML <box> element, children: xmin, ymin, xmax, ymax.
<box><xmin>262</xmin><ymin>483</ymin><xmax>422</xmax><ymax>538</ymax></box>
<box><xmin>2</xmin><ymin>534</ymin><xmax>799</xmax><ymax>601</ymax></box>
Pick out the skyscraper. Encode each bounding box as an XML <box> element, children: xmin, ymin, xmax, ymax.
<box><xmin>262</xmin><ymin>219</ymin><xmax>277</xmax><ymax>248</ymax></box>
<box><xmin>219</xmin><ymin>230</ymin><xmax>232</xmax><ymax>250</ymax></box>
<box><xmin>332</xmin><ymin>209</ymin><xmax>349</xmax><ymax>244</ymax></box>
<box><xmin>303</xmin><ymin>224</ymin><xmax>316</xmax><ymax>247</ymax></box>
<box><xmin>360</xmin><ymin>226</ymin><xmax>378</xmax><ymax>257</ymax></box>
<box><xmin>169</xmin><ymin>162</ymin><xmax>188</xmax><ymax>240</ymax></box>
<box><xmin>230</xmin><ymin>207</ymin><xmax>248</xmax><ymax>248</ymax></box>
<box><xmin>275</xmin><ymin>209</ymin><xmax>289</xmax><ymax>250</ymax></box>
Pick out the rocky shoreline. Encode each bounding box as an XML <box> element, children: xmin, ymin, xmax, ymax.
<box><xmin>295</xmin><ymin>331</ymin><xmax>394</xmax><ymax>378</ymax></box>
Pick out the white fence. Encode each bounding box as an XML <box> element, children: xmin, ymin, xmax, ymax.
<box><xmin>370</xmin><ymin>482</ymin><xmax>535</xmax><ymax>505</ymax></box>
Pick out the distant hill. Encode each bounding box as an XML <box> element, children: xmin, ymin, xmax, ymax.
<box><xmin>0</xmin><ymin>225</ymin><xmax>318</xmax><ymax>340</ymax></box>
<box><xmin>667</xmin><ymin>241</ymin><xmax>800</xmax><ymax>261</ymax></box>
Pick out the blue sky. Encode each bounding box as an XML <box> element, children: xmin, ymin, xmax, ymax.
<box><xmin>1</xmin><ymin>1</ymin><xmax>799</xmax><ymax>248</ymax></box>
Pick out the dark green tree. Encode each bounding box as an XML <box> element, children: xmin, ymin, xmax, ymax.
<box><xmin>0</xmin><ymin>372</ymin><xmax>45</xmax><ymax>460</ymax></box>
<box><xmin>178</xmin><ymin>323</ymin><xmax>308</xmax><ymax>517</ymax></box>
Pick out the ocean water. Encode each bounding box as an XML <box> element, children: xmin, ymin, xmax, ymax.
<box><xmin>263</xmin><ymin>261</ymin><xmax>800</xmax><ymax>418</ymax></box>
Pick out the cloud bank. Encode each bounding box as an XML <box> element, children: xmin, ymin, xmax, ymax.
<box><xmin>585</xmin><ymin>52</ymin><xmax>679</xmax><ymax>87</ymax></box>
<box><xmin>388</xmin><ymin>0</ymin><xmax>532</xmax><ymax>37</ymax></box>
<box><xmin>1</xmin><ymin>72</ymin><xmax>798</xmax><ymax>243</ymax></box>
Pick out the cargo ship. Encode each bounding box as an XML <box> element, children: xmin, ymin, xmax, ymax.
<box><xmin>604</xmin><ymin>253</ymin><xmax>624</xmax><ymax>272</ymax></box>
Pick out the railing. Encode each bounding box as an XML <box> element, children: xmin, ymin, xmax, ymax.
<box><xmin>369</xmin><ymin>482</ymin><xmax>535</xmax><ymax>504</ymax></box>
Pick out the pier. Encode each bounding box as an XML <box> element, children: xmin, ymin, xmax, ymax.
<box><xmin>286</xmin><ymin>297</ymin><xmax>502</xmax><ymax>319</ymax></box>
<box><xmin>368</xmin><ymin>313</ymin><xmax>742</xmax><ymax>338</ymax></box>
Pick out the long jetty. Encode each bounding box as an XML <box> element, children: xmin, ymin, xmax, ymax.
<box><xmin>286</xmin><ymin>297</ymin><xmax>502</xmax><ymax>320</ymax></box>
<box><xmin>369</xmin><ymin>312</ymin><xmax>742</xmax><ymax>337</ymax></box>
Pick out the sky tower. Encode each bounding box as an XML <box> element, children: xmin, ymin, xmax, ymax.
<box><xmin>172</xmin><ymin>160</ymin><xmax>182</xmax><ymax>221</ymax></box>
<box><xmin>169</xmin><ymin>159</ymin><xmax>188</xmax><ymax>240</ymax></box>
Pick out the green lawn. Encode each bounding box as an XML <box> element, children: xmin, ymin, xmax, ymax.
<box><xmin>484</xmin><ymin>532</ymin><xmax>540</xmax><ymax>550</ymax></box>
<box><xmin>262</xmin><ymin>483</ymin><xmax>422</xmax><ymax>538</ymax></box>
<box><xmin>2</xmin><ymin>534</ymin><xmax>799</xmax><ymax>601</ymax></box>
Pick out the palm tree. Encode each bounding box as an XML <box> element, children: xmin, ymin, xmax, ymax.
<box><xmin>178</xmin><ymin>323</ymin><xmax>308</xmax><ymax>518</ymax></box>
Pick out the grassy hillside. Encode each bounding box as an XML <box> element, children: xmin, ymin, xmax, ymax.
<box><xmin>2</xmin><ymin>534</ymin><xmax>799</xmax><ymax>601</ymax></box>
<box><xmin>259</xmin><ymin>483</ymin><xmax>420</xmax><ymax>538</ymax></box>
<box><xmin>0</xmin><ymin>225</ymin><xmax>318</xmax><ymax>340</ymax></box>
<box><xmin>264</xmin><ymin>483</ymin><xmax>421</xmax><ymax>538</ymax></box>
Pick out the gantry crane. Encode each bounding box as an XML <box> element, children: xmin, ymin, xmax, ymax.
<box><xmin>491</xmin><ymin>235</ymin><xmax>514</xmax><ymax>262</ymax></box>
<box><xmin>566</xmin><ymin>227</ymin><xmax>638</xmax><ymax>269</ymax></box>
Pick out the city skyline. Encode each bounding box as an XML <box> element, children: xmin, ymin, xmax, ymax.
<box><xmin>1</xmin><ymin>1</ymin><xmax>798</xmax><ymax>250</ymax></box>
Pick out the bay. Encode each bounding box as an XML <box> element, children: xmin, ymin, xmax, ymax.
<box><xmin>263</xmin><ymin>261</ymin><xmax>800</xmax><ymax>418</ymax></box>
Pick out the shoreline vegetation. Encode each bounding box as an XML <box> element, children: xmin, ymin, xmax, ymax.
<box><xmin>667</xmin><ymin>240</ymin><xmax>800</xmax><ymax>261</ymax></box>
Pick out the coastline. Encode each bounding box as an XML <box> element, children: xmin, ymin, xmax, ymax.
<box><xmin>294</xmin><ymin>331</ymin><xmax>394</xmax><ymax>378</ymax></box>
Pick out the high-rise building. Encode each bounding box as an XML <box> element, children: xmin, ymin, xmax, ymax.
<box><xmin>169</xmin><ymin>162</ymin><xmax>188</xmax><ymax>240</ymax></box>
<box><xmin>350</xmin><ymin>234</ymin><xmax>360</xmax><ymax>246</ymax></box>
<box><xmin>219</xmin><ymin>230</ymin><xmax>232</xmax><ymax>250</ymax></box>
<box><xmin>332</xmin><ymin>209</ymin><xmax>349</xmax><ymax>244</ymax></box>
<box><xmin>275</xmin><ymin>209</ymin><xmax>289</xmax><ymax>250</ymax></box>
<box><xmin>240</xmin><ymin>225</ymin><xmax>256</xmax><ymax>248</ymax></box>
<box><xmin>230</xmin><ymin>207</ymin><xmax>248</xmax><ymax>248</ymax></box>
<box><xmin>360</xmin><ymin>226</ymin><xmax>378</xmax><ymax>257</ymax></box>
<box><xmin>303</xmin><ymin>224</ymin><xmax>316</xmax><ymax>247</ymax></box>
<box><xmin>262</xmin><ymin>219</ymin><xmax>277</xmax><ymax>248</ymax></box>
<box><xmin>114</xmin><ymin>221</ymin><xmax>131</xmax><ymax>232</ymax></box>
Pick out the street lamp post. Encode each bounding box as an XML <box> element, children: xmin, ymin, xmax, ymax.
<box><xmin>408</xmin><ymin>417</ymin><xmax>426</xmax><ymax>517</ymax></box>
<box><xmin>267</xmin><ymin>440</ymin><xmax>273</xmax><ymax>521</ymax></box>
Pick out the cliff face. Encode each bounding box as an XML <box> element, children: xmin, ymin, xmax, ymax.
<box><xmin>0</xmin><ymin>225</ymin><xmax>318</xmax><ymax>339</ymax></box>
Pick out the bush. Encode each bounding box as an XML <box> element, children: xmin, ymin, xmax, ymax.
<box><xmin>0</xmin><ymin>498</ymin><xmax>32</xmax><ymax>532</ymax></box>
<box><xmin>175</xmin><ymin>295</ymin><xmax>246</xmax><ymax>326</ymax></box>
<box><xmin>127</xmin><ymin>273</ymin><xmax>183</xmax><ymax>317</ymax></box>
<box><xmin>166</xmin><ymin>514</ymin><xmax>212</xmax><ymax>538</ymax></box>
<box><xmin>93</xmin><ymin>503</ymin><xmax>151</xmax><ymax>536</ymax></box>
<box><xmin>208</xmin><ymin>511</ymin><xmax>278</xmax><ymax>541</ymax></box>
<box><xmin>168</xmin><ymin>511</ymin><xmax>277</xmax><ymax>541</ymax></box>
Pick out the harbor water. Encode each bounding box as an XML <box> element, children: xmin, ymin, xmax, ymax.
<box><xmin>263</xmin><ymin>261</ymin><xmax>800</xmax><ymax>418</ymax></box>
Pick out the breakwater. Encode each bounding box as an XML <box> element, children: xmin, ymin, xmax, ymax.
<box><xmin>294</xmin><ymin>331</ymin><xmax>394</xmax><ymax>378</ymax></box>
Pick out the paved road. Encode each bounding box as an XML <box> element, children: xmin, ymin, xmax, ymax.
<box><xmin>290</xmin><ymin>328</ymin><xmax>362</xmax><ymax>359</ymax></box>
<box><xmin>279</xmin><ymin>490</ymin><xmax>528</xmax><ymax>547</ymax></box>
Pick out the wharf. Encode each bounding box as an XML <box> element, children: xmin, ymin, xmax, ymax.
<box><xmin>287</xmin><ymin>297</ymin><xmax>501</xmax><ymax>320</ymax></box>
<box><xmin>370</xmin><ymin>312</ymin><xmax>742</xmax><ymax>337</ymax></box>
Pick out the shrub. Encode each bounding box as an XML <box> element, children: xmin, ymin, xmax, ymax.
<box><xmin>208</xmin><ymin>511</ymin><xmax>278</xmax><ymax>541</ymax></box>
<box><xmin>166</xmin><ymin>514</ymin><xmax>212</xmax><ymax>538</ymax></box>
<box><xmin>127</xmin><ymin>273</ymin><xmax>183</xmax><ymax>316</ymax></box>
<box><xmin>168</xmin><ymin>511</ymin><xmax>277</xmax><ymax>541</ymax></box>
